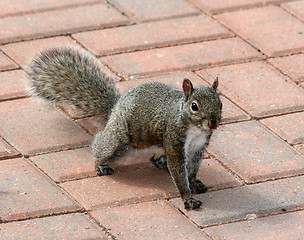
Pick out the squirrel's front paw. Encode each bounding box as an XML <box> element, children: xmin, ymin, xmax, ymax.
<box><xmin>95</xmin><ymin>165</ymin><xmax>114</xmax><ymax>176</ymax></box>
<box><xmin>191</xmin><ymin>180</ymin><xmax>209</xmax><ymax>194</ymax></box>
<box><xmin>184</xmin><ymin>198</ymin><xmax>202</xmax><ymax>209</ymax></box>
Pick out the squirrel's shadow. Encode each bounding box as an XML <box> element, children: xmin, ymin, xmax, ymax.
<box><xmin>107</xmin><ymin>161</ymin><xmax>178</xmax><ymax>196</ymax></box>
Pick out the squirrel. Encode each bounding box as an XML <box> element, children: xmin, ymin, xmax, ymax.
<box><xmin>28</xmin><ymin>46</ymin><xmax>222</xmax><ymax>209</ymax></box>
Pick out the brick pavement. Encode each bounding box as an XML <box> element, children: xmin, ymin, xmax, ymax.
<box><xmin>0</xmin><ymin>1</ymin><xmax>303</xmax><ymax>239</ymax></box>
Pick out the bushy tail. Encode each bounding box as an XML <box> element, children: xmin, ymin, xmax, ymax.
<box><xmin>28</xmin><ymin>46</ymin><xmax>120</xmax><ymax>118</ymax></box>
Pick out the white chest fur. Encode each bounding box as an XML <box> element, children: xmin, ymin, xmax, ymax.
<box><xmin>127</xmin><ymin>145</ymin><xmax>165</xmax><ymax>159</ymax></box>
<box><xmin>184</xmin><ymin>125</ymin><xmax>209</xmax><ymax>159</ymax></box>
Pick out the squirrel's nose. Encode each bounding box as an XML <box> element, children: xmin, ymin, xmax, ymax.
<box><xmin>208</xmin><ymin>119</ymin><xmax>218</xmax><ymax>129</ymax></box>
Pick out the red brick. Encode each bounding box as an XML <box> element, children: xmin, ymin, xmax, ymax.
<box><xmin>91</xmin><ymin>200</ymin><xmax>209</xmax><ymax>240</ymax></box>
<box><xmin>76</xmin><ymin>116</ymin><xmax>106</xmax><ymax>135</ymax></box>
<box><xmin>102</xmin><ymin>37</ymin><xmax>261</xmax><ymax>78</ymax></box>
<box><xmin>117</xmin><ymin>71</ymin><xmax>250</xmax><ymax>123</ymax></box>
<box><xmin>204</xmin><ymin>210</ymin><xmax>304</xmax><ymax>240</ymax></box>
<box><xmin>0</xmin><ymin>3</ymin><xmax>128</xmax><ymax>44</ymax></box>
<box><xmin>0</xmin><ymin>52</ymin><xmax>18</xmax><ymax>71</ymax></box>
<box><xmin>0</xmin><ymin>98</ymin><xmax>92</xmax><ymax>156</ymax></box>
<box><xmin>0</xmin><ymin>137</ymin><xmax>20</xmax><ymax>160</ymax></box>
<box><xmin>0</xmin><ymin>0</ymin><xmax>103</xmax><ymax>17</ymax></box>
<box><xmin>190</xmin><ymin>0</ymin><xmax>289</xmax><ymax>14</ymax></box>
<box><xmin>170</xmin><ymin>175</ymin><xmax>304</xmax><ymax>227</ymax></box>
<box><xmin>207</xmin><ymin>121</ymin><xmax>304</xmax><ymax>183</ymax></box>
<box><xmin>268</xmin><ymin>53</ymin><xmax>304</xmax><ymax>82</ymax></box>
<box><xmin>217</xmin><ymin>6</ymin><xmax>304</xmax><ymax>57</ymax></box>
<box><xmin>2</xmin><ymin>36</ymin><xmax>121</xmax><ymax>82</ymax></box>
<box><xmin>261</xmin><ymin>112</ymin><xmax>304</xmax><ymax>144</ymax></box>
<box><xmin>73</xmin><ymin>15</ymin><xmax>233</xmax><ymax>56</ymax></box>
<box><xmin>0</xmin><ymin>213</ymin><xmax>108</xmax><ymax>239</ymax></box>
<box><xmin>111</xmin><ymin>0</ymin><xmax>199</xmax><ymax>22</ymax></box>
<box><xmin>197</xmin><ymin>158</ymin><xmax>242</xmax><ymax>190</ymax></box>
<box><xmin>1</xmin><ymin>36</ymin><xmax>79</xmax><ymax>68</ymax></box>
<box><xmin>295</xmin><ymin>144</ymin><xmax>304</xmax><ymax>155</ymax></box>
<box><xmin>220</xmin><ymin>97</ymin><xmax>250</xmax><ymax>123</ymax></box>
<box><xmin>60</xmin><ymin>162</ymin><xmax>178</xmax><ymax>210</ymax></box>
<box><xmin>282</xmin><ymin>1</ymin><xmax>304</xmax><ymax>21</ymax></box>
<box><xmin>0</xmin><ymin>70</ymin><xmax>29</xmax><ymax>101</ymax></box>
<box><xmin>197</xmin><ymin>61</ymin><xmax>304</xmax><ymax>118</ymax></box>
<box><xmin>56</xmin><ymin>103</ymin><xmax>91</xmax><ymax>120</ymax></box>
<box><xmin>0</xmin><ymin>158</ymin><xmax>81</xmax><ymax>222</ymax></box>
<box><xmin>116</xmin><ymin>71</ymin><xmax>207</xmax><ymax>94</ymax></box>
<box><xmin>30</xmin><ymin>148</ymin><xmax>96</xmax><ymax>183</ymax></box>
<box><xmin>60</xmin><ymin>154</ymin><xmax>239</xmax><ymax>210</ymax></box>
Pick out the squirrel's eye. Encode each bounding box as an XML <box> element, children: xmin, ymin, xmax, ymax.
<box><xmin>220</xmin><ymin>102</ymin><xmax>223</xmax><ymax>110</ymax></box>
<box><xmin>191</xmin><ymin>102</ymin><xmax>199</xmax><ymax>112</ymax></box>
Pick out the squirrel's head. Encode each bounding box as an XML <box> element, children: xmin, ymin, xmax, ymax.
<box><xmin>182</xmin><ymin>78</ymin><xmax>222</xmax><ymax>131</ymax></box>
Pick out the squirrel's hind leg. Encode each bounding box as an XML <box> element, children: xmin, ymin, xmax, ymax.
<box><xmin>92</xmin><ymin>127</ymin><xmax>129</xmax><ymax>176</ymax></box>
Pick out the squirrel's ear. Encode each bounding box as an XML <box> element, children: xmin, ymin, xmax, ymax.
<box><xmin>183</xmin><ymin>78</ymin><xmax>194</xmax><ymax>101</ymax></box>
<box><xmin>212</xmin><ymin>76</ymin><xmax>219</xmax><ymax>90</ymax></box>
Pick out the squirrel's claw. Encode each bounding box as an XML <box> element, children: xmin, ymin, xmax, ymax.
<box><xmin>184</xmin><ymin>198</ymin><xmax>202</xmax><ymax>209</ymax></box>
<box><xmin>96</xmin><ymin>165</ymin><xmax>114</xmax><ymax>176</ymax></box>
<box><xmin>190</xmin><ymin>180</ymin><xmax>209</xmax><ymax>194</ymax></box>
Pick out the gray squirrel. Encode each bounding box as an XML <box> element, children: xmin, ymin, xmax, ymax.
<box><xmin>28</xmin><ymin>46</ymin><xmax>222</xmax><ymax>209</ymax></box>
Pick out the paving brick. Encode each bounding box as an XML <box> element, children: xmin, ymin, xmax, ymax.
<box><xmin>0</xmin><ymin>52</ymin><xmax>18</xmax><ymax>71</ymax></box>
<box><xmin>76</xmin><ymin>116</ymin><xmax>106</xmax><ymax>135</ymax></box>
<box><xmin>197</xmin><ymin>158</ymin><xmax>242</xmax><ymax>190</ymax></box>
<box><xmin>60</xmin><ymin>162</ymin><xmax>178</xmax><ymax>210</ymax></box>
<box><xmin>60</xmin><ymin>154</ymin><xmax>240</xmax><ymax>210</ymax></box>
<box><xmin>36</xmin><ymin>146</ymin><xmax>169</xmax><ymax>184</ymax></box>
<box><xmin>0</xmin><ymin>137</ymin><xmax>20</xmax><ymax>160</ymax></box>
<box><xmin>117</xmin><ymin>71</ymin><xmax>250</xmax><ymax>123</ymax></box>
<box><xmin>102</xmin><ymin>37</ymin><xmax>261</xmax><ymax>78</ymax></box>
<box><xmin>282</xmin><ymin>0</ymin><xmax>304</xmax><ymax>21</ymax></box>
<box><xmin>110</xmin><ymin>0</ymin><xmax>199</xmax><ymax>22</ymax></box>
<box><xmin>0</xmin><ymin>158</ymin><xmax>81</xmax><ymax>222</ymax></box>
<box><xmin>56</xmin><ymin>103</ymin><xmax>91</xmax><ymax>120</ymax></box>
<box><xmin>216</xmin><ymin>6</ymin><xmax>304</xmax><ymax>57</ymax></box>
<box><xmin>0</xmin><ymin>98</ymin><xmax>92</xmax><ymax>156</ymax></box>
<box><xmin>204</xmin><ymin>210</ymin><xmax>304</xmax><ymax>240</ymax></box>
<box><xmin>295</xmin><ymin>144</ymin><xmax>304</xmax><ymax>155</ymax></box>
<box><xmin>1</xmin><ymin>36</ymin><xmax>78</xmax><ymax>68</ymax></box>
<box><xmin>31</xmin><ymin>148</ymin><xmax>96</xmax><ymax>183</ymax></box>
<box><xmin>261</xmin><ymin>112</ymin><xmax>304</xmax><ymax>144</ymax></box>
<box><xmin>170</xmin><ymin>175</ymin><xmax>304</xmax><ymax>227</ymax></box>
<box><xmin>73</xmin><ymin>15</ymin><xmax>233</xmax><ymax>56</ymax></box>
<box><xmin>190</xmin><ymin>0</ymin><xmax>289</xmax><ymax>14</ymax></box>
<box><xmin>268</xmin><ymin>53</ymin><xmax>304</xmax><ymax>82</ymax></box>
<box><xmin>0</xmin><ymin>213</ymin><xmax>109</xmax><ymax>239</ymax></box>
<box><xmin>116</xmin><ymin>72</ymin><xmax>203</xmax><ymax>94</ymax></box>
<box><xmin>0</xmin><ymin>0</ymin><xmax>103</xmax><ymax>17</ymax></box>
<box><xmin>207</xmin><ymin>121</ymin><xmax>304</xmax><ymax>183</ymax></box>
<box><xmin>2</xmin><ymin>36</ymin><xmax>121</xmax><ymax>82</ymax></box>
<box><xmin>0</xmin><ymin>3</ymin><xmax>128</xmax><ymax>44</ymax></box>
<box><xmin>220</xmin><ymin>97</ymin><xmax>251</xmax><ymax>123</ymax></box>
<box><xmin>0</xmin><ymin>70</ymin><xmax>29</xmax><ymax>101</ymax></box>
<box><xmin>197</xmin><ymin>61</ymin><xmax>304</xmax><ymax>118</ymax></box>
<box><xmin>91</xmin><ymin>200</ymin><xmax>208</xmax><ymax>240</ymax></box>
